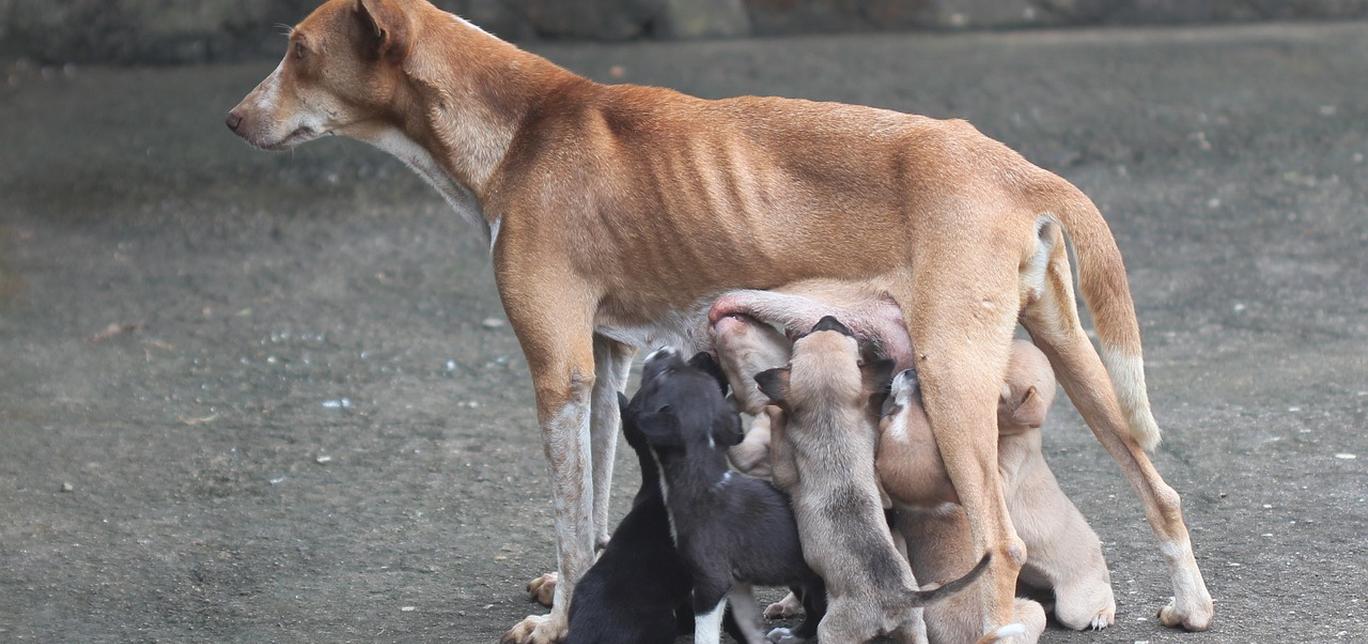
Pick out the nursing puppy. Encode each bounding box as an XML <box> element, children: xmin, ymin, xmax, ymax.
<box><xmin>710</xmin><ymin>281</ymin><xmax>910</xmax><ymax>477</ymax></box>
<box><xmin>626</xmin><ymin>348</ymin><xmax>825</xmax><ymax>644</ymax></box>
<box><xmin>881</xmin><ymin>340</ymin><xmax>1116</xmax><ymax>634</ymax></box>
<box><xmin>568</xmin><ymin>391</ymin><xmax>748</xmax><ymax>644</ymax></box>
<box><xmin>756</xmin><ymin>316</ymin><xmax>995</xmax><ymax>644</ymax></box>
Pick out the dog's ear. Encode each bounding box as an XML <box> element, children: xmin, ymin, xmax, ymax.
<box><xmin>862</xmin><ymin>358</ymin><xmax>897</xmax><ymax>399</ymax></box>
<box><xmin>754</xmin><ymin>367</ymin><xmax>790</xmax><ymax>404</ymax></box>
<box><xmin>355</xmin><ymin>0</ymin><xmax>412</xmax><ymax>63</ymax></box>
<box><xmin>711</xmin><ymin>410</ymin><xmax>746</xmax><ymax>448</ymax></box>
<box><xmin>688</xmin><ymin>351</ymin><xmax>730</xmax><ymax>395</ymax></box>
<box><xmin>634</xmin><ymin>406</ymin><xmax>684</xmax><ymax>448</ymax></box>
<box><xmin>810</xmin><ymin>315</ymin><xmax>853</xmax><ymax>337</ymax></box>
<box><xmin>1001</xmin><ymin>385</ymin><xmax>1048</xmax><ymax>429</ymax></box>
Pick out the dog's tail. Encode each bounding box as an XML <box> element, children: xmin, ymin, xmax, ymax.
<box><xmin>1044</xmin><ymin>183</ymin><xmax>1163</xmax><ymax>451</ymax></box>
<box><xmin>903</xmin><ymin>552</ymin><xmax>991</xmax><ymax>607</ymax></box>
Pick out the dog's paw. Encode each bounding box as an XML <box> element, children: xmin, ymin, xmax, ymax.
<box><xmin>525</xmin><ymin>572</ymin><xmax>557</xmax><ymax>608</ymax></box>
<box><xmin>1157</xmin><ymin>593</ymin><xmax>1214</xmax><ymax>631</ymax></box>
<box><xmin>763</xmin><ymin>592</ymin><xmax>803</xmax><ymax>620</ymax></box>
<box><xmin>1088</xmin><ymin>604</ymin><xmax>1116</xmax><ymax>630</ymax></box>
<box><xmin>765</xmin><ymin>627</ymin><xmax>808</xmax><ymax>644</ymax></box>
<box><xmin>501</xmin><ymin>613</ymin><xmax>567</xmax><ymax>644</ymax></box>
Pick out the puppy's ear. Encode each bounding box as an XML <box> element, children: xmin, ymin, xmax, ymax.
<box><xmin>355</xmin><ymin>0</ymin><xmax>412</xmax><ymax>63</ymax></box>
<box><xmin>711</xmin><ymin>410</ymin><xmax>746</xmax><ymax>448</ymax></box>
<box><xmin>634</xmin><ymin>407</ymin><xmax>684</xmax><ymax>448</ymax></box>
<box><xmin>688</xmin><ymin>351</ymin><xmax>730</xmax><ymax>395</ymax></box>
<box><xmin>754</xmin><ymin>367</ymin><xmax>790</xmax><ymax>404</ymax></box>
<box><xmin>810</xmin><ymin>315</ymin><xmax>853</xmax><ymax>337</ymax></box>
<box><xmin>1001</xmin><ymin>385</ymin><xmax>1049</xmax><ymax>429</ymax></box>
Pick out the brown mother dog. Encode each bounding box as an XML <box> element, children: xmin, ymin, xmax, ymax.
<box><xmin>226</xmin><ymin>1</ymin><xmax>1213</xmax><ymax>641</ymax></box>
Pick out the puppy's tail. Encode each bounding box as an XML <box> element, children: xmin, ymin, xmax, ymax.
<box><xmin>1039</xmin><ymin>181</ymin><xmax>1162</xmax><ymax>452</ymax></box>
<box><xmin>903</xmin><ymin>552</ymin><xmax>991</xmax><ymax>607</ymax></box>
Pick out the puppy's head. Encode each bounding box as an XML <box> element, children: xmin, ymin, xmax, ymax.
<box><xmin>226</xmin><ymin>0</ymin><xmax>421</xmax><ymax>150</ymax></box>
<box><xmin>710</xmin><ymin>313</ymin><xmax>792</xmax><ymax>414</ymax></box>
<box><xmin>997</xmin><ymin>340</ymin><xmax>1057</xmax><ymax>433</ymax></box>
<box><xmin>755</xmin><ymin>316</ymin><xmax>895</xmax><ymax>416</ymax></box>
<box><xmin>628</xmin><ymin>348</ymin><xmax>745</xmax><ymax>454</ymax></box>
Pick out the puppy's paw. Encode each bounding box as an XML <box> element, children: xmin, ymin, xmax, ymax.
<box><xmin>525</xmin><ymin>572</ymin><xmax>557</xmax><ymax>608</ymax></box>
<box><xmin>501</xmin><ymin>613</ymin><xmax>567</xmax><ymax>644</ymax></box>
<box><xmin>1157</xmin><ymin>593</ymin><xmax>1214</xmax><ymax>631</ymax></box>
<box><xmin>763</xmin><ymin>592</ymin><xmax>803</xmax><ymax>619</ymax></box>
<box><xmin>765</xmin><ymin>627</ymin><xmax>808</xmax><ymax>644</ymax></box>
<box><xmin>1088</xmin><ymin>604</ymin><xmax>1115</xmax><ymax>630</ymax></box>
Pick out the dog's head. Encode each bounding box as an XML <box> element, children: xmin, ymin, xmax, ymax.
<box><xmin>709</xmin><ymin>313</ymin><xmax>792</xmax><ymax>415</ymax></box>
<box><xmin>755</xmin><ymin>316</ymin><xmax>895</xmax><ymax>417</ymax></box>
<box><xmin>226</xmin><ymin>0</ymin><xmax>426</xmax><ymax>150</ymax></box>
<box><xmin>627</xmin><ymin>348</ymin><xmax>744</xmax><ymax>455</ymax></box>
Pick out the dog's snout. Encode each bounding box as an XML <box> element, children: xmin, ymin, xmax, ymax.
<box><xmin>225</xmin><ymin>110</ymin><xmax>245</xmax><ymax>133</ymax></box>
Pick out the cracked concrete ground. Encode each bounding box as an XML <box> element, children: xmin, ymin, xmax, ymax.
<box><xmin>1</xmin><ymin>21</ymin><xmax>1366</xmax><ymax>644</ymax></box>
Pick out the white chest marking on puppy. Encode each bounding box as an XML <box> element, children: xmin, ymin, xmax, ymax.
<box><xmin>649</xmin><ymin>449</ymin><xmax>678</xmax><ymax>545</ymax></box>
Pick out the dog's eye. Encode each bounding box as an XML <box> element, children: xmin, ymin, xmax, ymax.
<box><xmin>294</xmin><ymin>41</ymin><xmax>308</xmax><ymax>60</ymax></box>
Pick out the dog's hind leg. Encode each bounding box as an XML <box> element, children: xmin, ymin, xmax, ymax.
<box><xmin>726</xmin><ymin>584</ymin><xmax>767</xmax><ymax>644</ymax></box>
<box><xmin>590</xmin><ymin>335</ymin><xmax>635</xmax><ymax>548</ymax></box>
<box><xmin>1019</xmin><ymin>223</ymin><xmax>1212</xmax><ymax>631</ymax></box>
<box><xmin>893</xmin><ymin>236</ymin><xmax>1026</xmax><ymax>639</ymax></box>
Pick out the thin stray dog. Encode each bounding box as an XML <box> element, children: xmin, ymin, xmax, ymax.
<box><xmin>625</xmin><ymin>348</ymin><xmax>826</xmax><ymax>644</ymax></box>
<box><xmin>226</xmin><ymin>1</ymin><xmax>1213</xmax><ymax>639</ymax></box>
<box><xmin>880</xmin><ymin>340</ymin><xmax>1115</xmax><ymax>641</ymax></box>
<box><xmin>755</xmin><ymin>317</ymin><xmax>1004</xmax><ymax>644</ymax></box>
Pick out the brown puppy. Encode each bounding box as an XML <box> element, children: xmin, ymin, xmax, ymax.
<box><xmin>882</xmin><ymin>340</ymin><xmax>1117</xmax><ymax>639</ymax></box>
<box><xmin>756</xmin><ymin>317</ymin><xmax>1007</xmax><ymax>644</ymax></box>
<box><xmin>227</xmin><ymin>2</ymin><xmax>1213</xmax><ymax>639</ymax></box>
<box><xmin>710</xmin><ymin>280</ymin><xmax>910</xmax><ymax>477</ymax></box>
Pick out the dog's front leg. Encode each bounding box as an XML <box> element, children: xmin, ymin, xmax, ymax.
<box><xmin>500</xmin><ymin>280</ymin><xmax>598</xmax><ymax>644</ymax></box>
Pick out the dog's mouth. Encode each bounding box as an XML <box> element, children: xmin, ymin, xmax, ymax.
<box><xmin>260</xmin><ymin>125</ymin><xmax>326</xmax><ymax>151</ymax></box>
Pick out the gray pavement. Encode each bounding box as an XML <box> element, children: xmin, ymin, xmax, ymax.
<box><xmin>1</xmin><ymin>22</ymin><xmax>1366</xmax><ymax>644</ymax></box>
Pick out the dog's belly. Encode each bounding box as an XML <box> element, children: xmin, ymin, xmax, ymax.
<box><xmin>594</xmin><ymin>297</ymin><xmax>715</xmax><ymax>353</ymax></box>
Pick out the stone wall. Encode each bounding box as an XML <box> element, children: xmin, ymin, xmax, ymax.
<box><xmin>3</xmin><ymin>0</ymin><xmax>1368</xmax><ymax>64</ymax></box>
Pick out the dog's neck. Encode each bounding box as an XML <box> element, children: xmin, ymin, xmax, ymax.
<box><xmin>360</xmin><ymin>13</ymin><xmax>575</xmax><ymax>223</ymax></box>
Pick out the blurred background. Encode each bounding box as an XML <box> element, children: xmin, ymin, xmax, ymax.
<box><xmin>5</xmin><ymin>0</ymin><xmax>1368</xmax><ymax>63</ymax></box>
<box><xmin>2</xmin><ymin>1</ymin><xmax>1366</xmax><ymax>643</ymax></box>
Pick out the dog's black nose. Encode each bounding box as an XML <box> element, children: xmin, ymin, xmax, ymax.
<box><xmin>811</xmin><ymin>315</ymin><xmax>853</xmax><ymax>337</ymax></box>
<box><xmin>225</xmin><ymin>110</ymin><xmax>244</xmax><ymax>132</ymax></box>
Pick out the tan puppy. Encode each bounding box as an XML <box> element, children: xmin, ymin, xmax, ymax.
<box><xmin>882</xmin><ymin>340</ymin><xmax>1117</xmax><ymax>639</ymax></box>
<box><xmin>227</xmin><ymin>2</ymin><xmax>1213</xmax><ymax>639</ymax></box>
<box><xmin>756</xmin><ymin>317</ymin><xmax>1008</xmax><ymax>644</ymax></box>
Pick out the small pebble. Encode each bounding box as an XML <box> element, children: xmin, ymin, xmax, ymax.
<box><xmin>482</xmin><ymin>317</ymin><xmax>505</xmax><ymax>329</ymax></box>
<box><xmin>1335</xmin><ymin>453</ymin><xmax>1357</xmax><ymax>460</ymax></box>
<box><xmin>60</xmin><ymin>482</ymin><xmax>74</xmax><ymax>493</ymax></box>
<box><xmin>315</xmin><ymin>455</ymin><xmax>333</xmax><ymax>464</ymax></box>
<box><xmin>400</xmin><ymin>606</ymin><xmax>416</xmax><ymax>612</ymax></box>
<box><xmin>322</xmin><ymin>398</ymin><xmax>352</xmax><ymax>409</ymax></box>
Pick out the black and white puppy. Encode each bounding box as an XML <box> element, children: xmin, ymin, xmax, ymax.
<box><xmin>567</xmin><ymin>391</ymin><xmax>746</xmax><ymax>644</ymax></box>
<box><xmin>626</xmin><ymin>347</ymin><xmax>826</xmax><ymax>644</ymax></box>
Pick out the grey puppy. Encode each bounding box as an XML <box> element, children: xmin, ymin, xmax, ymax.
<box><xmin>756</xmin><ymin>316</ymin><xmax>1001</xmax><ymax>644</ymax></box>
